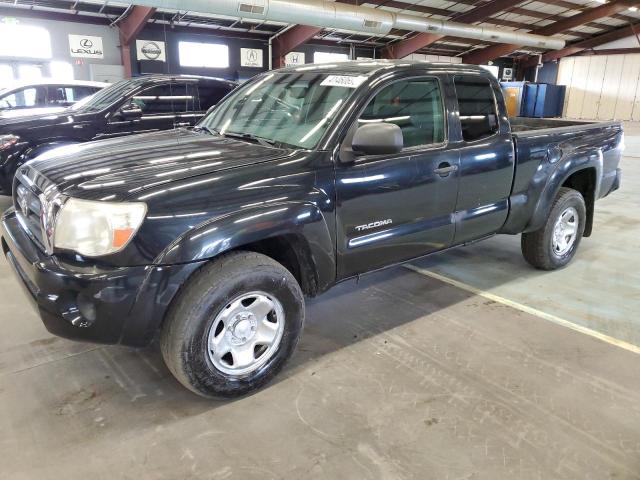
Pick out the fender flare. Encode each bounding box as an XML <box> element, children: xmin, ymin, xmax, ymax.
<box><xmin>156</xmin><ymin>202</ymin><xmax>336</xmax><ymax>293</ymax></box>
<box><xmin>22</xmin><ymin>140</ymin><xmax>82</xmax><ymax>161</ymax></box>
<box><xmin>526</xmin><ymin>147</ymin><xmax>602</xmax><ymax>233</ymax></box>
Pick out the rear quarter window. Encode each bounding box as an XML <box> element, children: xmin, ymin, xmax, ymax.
<box><xmin>454</xmin><ymin>76</ymin><xmax>499</xmax><ymax>142</ymax></box>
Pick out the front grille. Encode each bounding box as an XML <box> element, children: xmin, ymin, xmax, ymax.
<box><xmin>13</xmin><ymin>169</ymin><xmax>46</xmax><ymax>251</ymax></box>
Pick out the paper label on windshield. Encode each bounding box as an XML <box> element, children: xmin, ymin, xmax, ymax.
<box><xmin>321</xmin><ymin>75</ymin><xmax>367</xmax><ymax>89</ymax></box>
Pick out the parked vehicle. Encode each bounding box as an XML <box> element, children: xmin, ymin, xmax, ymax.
<box><xmin>1</xmin><ymin>61</ymin><xmax>623</xmax><ymax>398</ymax></box>
<box><xmin>0</xmin><ymin>79</ymin><xmax>107</xmax><ymax>115</ymax></box>
<box><xmin>0</xmin><ymin>74</ymin><xmax>237</xmax><ymax>194</ymax></box>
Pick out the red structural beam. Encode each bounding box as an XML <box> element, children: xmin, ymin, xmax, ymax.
<box><xmin>463</xmin><ymin>0</ymin><xmax>636</xmax><ymax>64</ymax></box>
<box><xmin>272</xmin><ymin>25</ymin><xmax>322</xmax><ymax>68</ymax></box>
<box><xmin>118</xmin><ymin>6</ymin><xmax>156</xmax><ymax>78</ymax></box>
<box><xmin>382</xmin><ymin>0</ymin><xmax>519</xmax><ymax>59</ymax></box>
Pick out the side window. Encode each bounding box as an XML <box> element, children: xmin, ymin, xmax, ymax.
<box><xmin>131</xmin><ymin>83</ymin><xmax>195</xmax><ymax>114</ymax></box>
<box><xmin>70</xmin><ymin>86</ymin><xmax>95</xmax><ymax>102</ymax></box>
<box><xmin>454</xmin><ymin>76</ymin><xmax>499</xmax><ymax>142</ymax></box>
<box><xmin>47</xmin><ymin>86</ymin><xmax>67</xmax><ymax>105</ymax></box>
<box><xmin>197</xmin><ymin>83</ymin><xmax>232</xmax><ymax>111</ymax></box>
<box><xmin>8</xmin><ymin>87</ymin><xmax>40</xmax><ymax>107</ymax></box>
<box><xmin>358</xmin><ymin>78</ymin><xmax>445</xmax><ymax>149</ymax></box>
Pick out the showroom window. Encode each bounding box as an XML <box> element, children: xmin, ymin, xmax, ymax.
<box><xmin>0</xmin><ymin>64</ymin><xmax>13</xmax><ymax>82</ymax></box>
<box><xmin>454</xmin><ymin>76</ymin><xmax>499</xmax><ymax>142</ymax></box>
<box><xmin>18</xmin><ymin>65</ymin><xmax>42</xmax><ymax>81</ymax></box>
<box><xmin>314</xmin><ymin>51</ymin><xmax>349</xmax><ymax>64</ymax></box>
<box><xmin>0</xmin><ymin>24</ymin><xmax>51</xmax><ymax>59</ymax></box>
<box><xmin>358</xmin><ymin>78</ymin><xmax>445</xmax><ymax>149</ymax></box>
<box><xmin>50</xmin><ymin>61</ymin><xmax>74</xmax><ymax>81</ymax></box>
<box><xmin>179</xmin><ymin>42</ymin><xmax>229</xmax><ymax>68</ymax></box>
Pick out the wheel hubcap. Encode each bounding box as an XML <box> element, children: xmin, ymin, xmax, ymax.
<box><xmin>208</xmin><ymin>291</ymin><xmax>285</xmax><ymax>376</ymax></box>
<box><xmin>552</xmin><ymin>206</ymin><xmax>578</xmax><ymax>256</ymax></box>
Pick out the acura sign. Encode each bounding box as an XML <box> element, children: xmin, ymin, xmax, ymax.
<box><xmin>136</xmin><ymin>40</ymin><xmax>166</xmax><ymax>62</ymax></box>
<box><xmin>69</xmin><ymin>34</ymin><xmax>104</xmax><ymax>59</ymax></box>
<box><xmin>240</xmin><ymin>48</ymin><xmax>263</xmax><ymax>68</ymax></box>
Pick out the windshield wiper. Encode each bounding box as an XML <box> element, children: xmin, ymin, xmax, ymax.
<box><xmin>193</xmin><ymin>125</ymin><xmax>218</xmax><ymax>135</ymax></box>
<box><xmin>222</xmin><ymin>131</ymin><xmax>277</xmax><ymax>147</ymax></box>
<box><xmin>195</xmin><ymin>126</ymin><xmax>283</xmax><ymax>148</ymax></box>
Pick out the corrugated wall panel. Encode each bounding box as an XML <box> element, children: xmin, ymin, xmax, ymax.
<box><xmin>614</xmin><ymin>54</ymin><xmax>640</xmax><ymax>121</ymax></box>
<box><xmin>580</xmin><ymin>56</ymin><xmax>606</xmax><ymax>120</ymax></box>
<box><xmin>565</xmin><ymin>56</ymin><xmax>590</xmax><ymax>119</ymax></box>
<box><xmin>597</xmin><ymin>55</ymin><xmax>624</xmax><ymax>121</ymax></box>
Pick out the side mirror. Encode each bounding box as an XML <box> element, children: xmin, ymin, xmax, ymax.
<box><xmin>352</xmin><ymin>123</ymin><xmax>403</xmax><ymax>156</ymax></box>
<box><xmin>120</xmin><ymin>104</ymin><xmax>143</xmax><ymax>120</ymax></box>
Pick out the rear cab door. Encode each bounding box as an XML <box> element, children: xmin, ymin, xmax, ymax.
<box><xmin>450</xmin><ymin>73</ymin><xmax>515</xmax><ymax>244</ymax></box>
<box><xmin>335</xmin><ymin>70</ymin><xmax>461</xmax><ymax>278</ymax></box>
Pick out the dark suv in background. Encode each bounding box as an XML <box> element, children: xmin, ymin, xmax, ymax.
<box><xmin>0</xmin><ymin>74</ymin><xmax>237</xmax><ymax>195</ymax></box>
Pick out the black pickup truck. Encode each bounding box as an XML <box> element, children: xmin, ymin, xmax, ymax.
<box><xmin>0</xmin><ymin>74</ymin><xmax>236</xmax><ymax>195</ymax></box>
<box><xmin>1</xmin><ymin>61</ymin><xmax>623</xmax><ymax>398</ymax></box>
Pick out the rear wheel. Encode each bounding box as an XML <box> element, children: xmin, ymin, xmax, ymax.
<box><xmin>160</xmin><ymin>251</ymin><xmax>305</xmax><ymax>398</ymax></box>
<box><xmin>521</xmin><ymin>187</ymin><xmax>586</xmax><ymax>270</ymax></box>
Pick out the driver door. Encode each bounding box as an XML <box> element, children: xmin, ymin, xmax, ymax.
<box><xmin>335</xmin><ymin>75</ymin><xmax>460</xmax><ymax>279</ymax></box>
<box><xmin>104</xmin><ymin>82</ymin><xmax>182</xmax><ymax>138</ymax></box>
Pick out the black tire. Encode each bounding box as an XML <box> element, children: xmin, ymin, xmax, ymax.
<box><xmin>521</xmin><ymin>187</ymin><xmax>586</xmax><ymax>270</ymax></box>
<box><xmin>160</xmin><ymin>251</ymin><xmax>304</xmax><ymax>398</ymax></box>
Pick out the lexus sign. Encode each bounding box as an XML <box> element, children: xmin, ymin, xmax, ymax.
<box><xmin>69</xmin><ymin>34</ymin><xmax>104</xmax><ymax>59</ymax></box>
<box><xmin>136</xmin><ymin>40</ymin><xmax>166</xmax><ymax>62</ymax></box>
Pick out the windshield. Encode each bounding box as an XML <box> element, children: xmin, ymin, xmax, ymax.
<box><xmin>71</xmin><ymin>79</ymin><xmax>138</xmax><ymax>113</ymax></box>
<box><xmin>200</xmin><ymin>72</ymin><xmax>367</xmax><ymax>149</ymax></box>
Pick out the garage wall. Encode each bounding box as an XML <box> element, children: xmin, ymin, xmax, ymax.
<box><xmin>0</xmin><ymin>14</ymin><xmax>121</xmax><ymax>82</ymax></box>
<box><xmin>132</xmin><ymin>25</ymin><xmax>377</xmax><ymax>82</ymax></box>
<box><xmin>558</xmin><ymin>54</ymin><xmax>640</xmax><ymax>121</ymax></box>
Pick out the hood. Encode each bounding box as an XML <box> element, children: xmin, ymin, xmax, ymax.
<box><xmin>0</xmin><ymin>110</ymin><xmax>81</xmax><ymax>132</ymax></box>
<box><xmin>28</xmin><ymin>129</ymin><xmax>292</xmax><ymax>200</ymax></box>
<box><xmin>0</xmin><ymin>106</ymin><xmax>67</xmax><ymax>119</ymax></box>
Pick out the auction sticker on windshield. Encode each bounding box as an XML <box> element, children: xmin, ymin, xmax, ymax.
<box><xmin>320</xmin><ymin>75</ymin><xmax>368</xmax><ymax>89</ymax></box>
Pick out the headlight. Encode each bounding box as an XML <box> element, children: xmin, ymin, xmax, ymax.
<box><xmin>0</xmin><ymin>134</ymin><xmax>19</xmax><ymax>151</ymax></box>
<box><xmin>54</xmin><ymin>198</ymin><xmax>147</xmax><ymax>257</ymax></box>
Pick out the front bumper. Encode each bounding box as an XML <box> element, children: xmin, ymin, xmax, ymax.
<box><xmin>1</xmin><ymin>208</ymin><xmax>205</xmax><ymax>346</ymax></box>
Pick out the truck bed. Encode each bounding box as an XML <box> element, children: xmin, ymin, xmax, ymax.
<box><xmin>509</xmin><ymin>117</ymin><xmax>604</xmax><ymax>134</ymax></box>
<box><xmin>502</xmin><ymin>116</ymin><xmax>623</xmax><ymax>236</ymax></box>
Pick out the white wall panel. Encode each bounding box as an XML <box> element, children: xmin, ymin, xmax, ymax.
<box><xmin>565</xmin><ymin>56</ymin><xmax>590</xmax><ymax>119</ymax></box>
<box><xmin>559</xmin><ymin>53</ymin><xmax>640</xmax><ymax>121</ymax></box>
<box><xmin>556</xmin><ymin>57</ymin><xmax>575</xmax><ymax>117</ymax></box>
<box><xmin>581</xmin><ymin>56</ymin><xmax>606</xmax><ymax>119</ymax></box>
<box><xmin>597</xmin><ymin>55</ymin><xmax>623</xmax><ymax>120</ymax></box>
<box><xmin>614</xmin><ymin>54</ymin><xmax>640</xmax><ymax>121</ymax></box>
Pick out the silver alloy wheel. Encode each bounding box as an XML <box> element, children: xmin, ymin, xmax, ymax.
<box><xmin>207</xmin><ymin>291</ymin><xmax>285</xmax><ymax>376</ymax></box>
<box><xmin>552</xmin><ymin>206</ymin><xmax>579</xmax><ymax>256</ymax></box>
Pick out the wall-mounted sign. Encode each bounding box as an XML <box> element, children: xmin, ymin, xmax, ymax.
<box><xmin>69</xmin><ymin>35</ymin><xmax>104</xmax><ymax>59</ymax></box>
<box><xmin>284</xmin><ymin>52</ymin><xmax>305</xmax><ymax>67</ymax></box>
<box><xmin>136</xmin><ymin>40</ymin><xmax>166</xmax><ymax>62</ymax></box>
<box><xmin>240</xmin><ymin>48</ymin><xmax>263</xmax><ymax>68</ymax></box>
<box><xmin>502</xmin><ymin>67</ymin><xmax>514</xmax><ymax>81</ymax></box>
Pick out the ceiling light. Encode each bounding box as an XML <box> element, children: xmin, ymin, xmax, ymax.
<box><xmin>629</xmin><ymin>6</ymin><xmax>638</xmax><ymax>11</ymax></box>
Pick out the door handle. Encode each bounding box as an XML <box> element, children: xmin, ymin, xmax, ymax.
<box><xmin>434</xmin><ymin>163</ymin><xmax>458</xmax><ymax>177</ymax></box>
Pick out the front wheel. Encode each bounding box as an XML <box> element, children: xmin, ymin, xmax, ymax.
<box><xmin>521</xmin><ymin>187</ymin><xmax>586</xmax><ymax>270</ymax></box>
<box><xmin>160</xmin><ymin>251</ymin><xmax>305</xmax><ymax>398</ymax></box>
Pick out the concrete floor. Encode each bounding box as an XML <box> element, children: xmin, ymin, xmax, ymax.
<box><xmin>1</xmin><ymin>125</ymin><xmax>639</xmax><ymax>479</ymax></box>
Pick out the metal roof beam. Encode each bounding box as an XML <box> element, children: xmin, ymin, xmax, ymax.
<box><xmin>382</xmin><ymin>0</ymin><xmax>523</xmax><ymax>59</ymax></box>
<box><xmin>462</xmin><ymin>0</ymin><xmax>637</xmax><ymax>64</ymax></box>
<box><xmin>523</xmin><ymin>22</ymin><xmax>640</xmax><ymax>66</ymax></box>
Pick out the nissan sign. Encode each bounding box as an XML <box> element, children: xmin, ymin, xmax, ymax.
<box><xmin>69</xmin><ymin>35</ymin><xmax>104</xmax><ymax>59</ymax></box>
<box><xmin>136</xmin><ymin>40</ymin><xmax>166</xmax><ymax>62</ymax></box>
